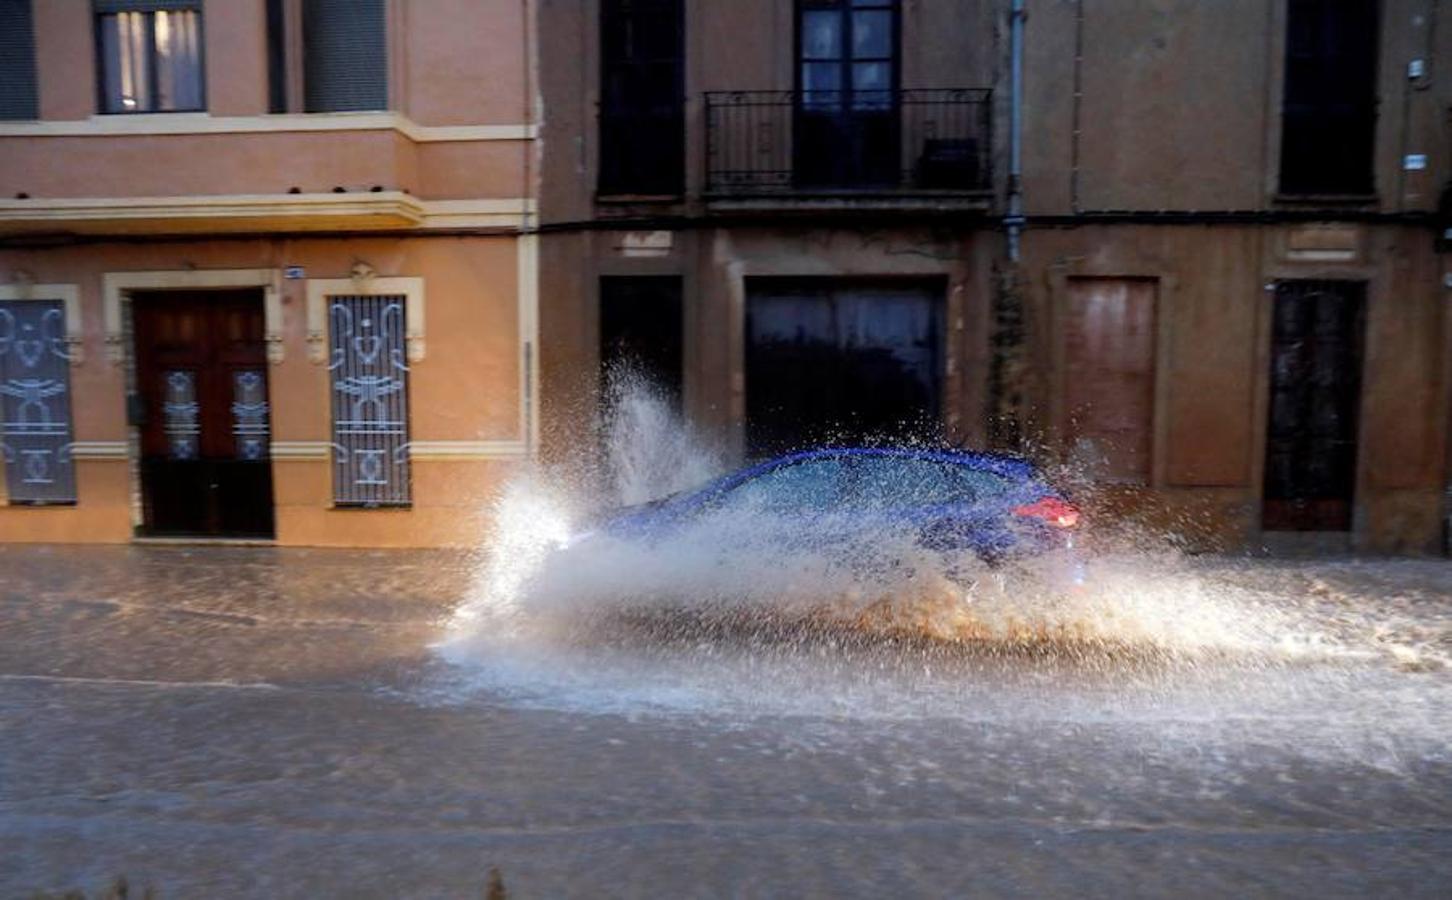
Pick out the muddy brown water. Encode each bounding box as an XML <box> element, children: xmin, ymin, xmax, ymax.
<box><xmin>2</xmin><ymin>544</ymin><xmax>1450</xmax><ymax>898</ymax></box>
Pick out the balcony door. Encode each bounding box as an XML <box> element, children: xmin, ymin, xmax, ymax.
<box><xmin>795</xmin><ymin>0</ymin><xmax>899</xmax><ymax>188</ymax></box>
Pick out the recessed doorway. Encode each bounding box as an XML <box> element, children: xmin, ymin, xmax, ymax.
<box><xmin>131</xmin><ymin>290</ymin><xmax>275</xmax><ymax>538</ymax></box>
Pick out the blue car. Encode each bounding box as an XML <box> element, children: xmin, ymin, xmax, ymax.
<box><xmin>587</xmin><ymin>447</ymin><xmax>1082</xmax><ymax>572</ymax></box>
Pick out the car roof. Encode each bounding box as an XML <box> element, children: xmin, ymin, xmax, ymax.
<box><xmin>748</xmin><ymin>446</ymin><xmax>1040</xmax><ymax>481</ymax></box>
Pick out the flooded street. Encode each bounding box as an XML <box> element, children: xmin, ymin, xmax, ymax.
<box><xmin>2</xmin><ymin>543</ymin><xmax>1451</xmax><ymax>898</ymax></box>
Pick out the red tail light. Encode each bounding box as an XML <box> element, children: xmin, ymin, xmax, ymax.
<box><xmin>1013</xmin><ymin>496</ymin><xmax>1080</xmax><ymax>529</ymax></box>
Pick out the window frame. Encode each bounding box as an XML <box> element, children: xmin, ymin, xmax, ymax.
<box><xmin>794</xmin><ymin>0</ymin><xmax>901</xmax><ymax>114</ymax></box>
<box><xmin>92</xmin><ymin>1</ymin><xmax>207</xmax><ymax>116</ymax></box>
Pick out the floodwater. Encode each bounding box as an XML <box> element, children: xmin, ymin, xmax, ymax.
<box><xmin>2</xmin><ymin>541</ymin><xmax>1451</xmax><ymax>898</ymax></box>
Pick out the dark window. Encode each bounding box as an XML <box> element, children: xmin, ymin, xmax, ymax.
<box><xmin>1263</xmin><ymin>280</ymin><xmax>1366</xmax><ymax>531</ymax></box>
<box><xmin>0</xmin><ymin>300</ymin><xmax>77</xmax><ymax>504</ymax></box>
<box><xmin>795</xmin><ymin>0</ymin><xmax>899</xmax><ymax>186</ymax></box>
<box><xmin>0</xmin><ymin>0</ymin><xmax>38</xmax><ymax>120</ymax></box>
<box><xmin>266</xmin><ymin>0</ymin><xmax>286</xmax><ymax>113</ymax></box>
<box><xmin>746</xmin><ymin>278</ymin><xmax>943</xmax><ymax>456</ymax></box>
<box><xmin>303</xmin><ymin>0</ymin><xmax>386</xmax><ymax>113</ymax></box>
<box><xmin>600</xmin><ymin>276</ymin><xmax>684</xmax><ymax>407</ymax></box>
<box><xmin>599</xmin><ymin>0</ymin><xmax>684</xmax><ymax>196</ymax></box>
<box><xmin>1279</xmin><ymin>0</ymin><xmax>1380</xmax><ymax>196</ymax></box>
<box><xmin>94</xmin><ymin>0</ymin><xmax>204</xmax><ymax>114</ymax></box>
<box><xmin>842</xmin><ymin>457</ymin><xmax>1008</xmax><ymax>510</ymax></box>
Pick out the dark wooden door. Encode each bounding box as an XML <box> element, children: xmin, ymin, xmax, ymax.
<box><xmin>1263</xmin><ymin>281</ymin><xmax>1365</xmax><ymax>531</ymax></box>
<box><xmin>133</xmin><ymin>291</ymin><xmax>275</xmax><ymax>538</ymax></box>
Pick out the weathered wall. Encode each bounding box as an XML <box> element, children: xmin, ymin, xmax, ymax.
<box><xmin>1021</xmin><ymin>0</ymin><xmax>1449</xmax><ymax>214</ymax></box>
<box><xmin>1018</xmin><ymin>223</ymin><xmax>1448</xmax><ymax>553</ymax></box>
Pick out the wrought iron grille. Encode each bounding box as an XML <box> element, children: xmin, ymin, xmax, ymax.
<box><xmin>0</xmin><ymin>299</ymin><xmax>77</xmax><ymax>504</ymax></box>
<box><xmin>328</xmin><ymin>294</ymin><xmax>411</xmax><ymax>507</ymax></box>
<box><xmin>161</xmin><ymin>369</ymin><xmax>199</xmax><ymax>460</ymax></box>
<box><xmin>230</xmin><ymin>369</ymin><xmax>270</xmax><ymax>461</ymax></box>
<box><xmin>705</xmin><ymin>88</ymin><xmax>992</xmax><ymax>196</ymax></box>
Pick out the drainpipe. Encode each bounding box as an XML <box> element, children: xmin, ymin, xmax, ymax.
<box><xmin>1005</xmin><ymin>0</ymin><xmax>1026</xmax><ymax>262</ymax></box>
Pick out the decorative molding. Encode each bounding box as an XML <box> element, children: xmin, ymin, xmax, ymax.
<box><xmin>268</xmin><ymin>440</ymin><xmax>525</xmax><ymax>462</ymax></box>
<box><xmin>270</xmin><ymin>441</ymin><xmax>330</xmax><ymax>460</ymax></box>
<box><xmin>0</xmin><ymin>283</ymin><xmax>83</xmax><ymax>365</ymax></box>
<box><xmin>409</xmin><ymin>440</ymin><xmax>528</xmax><ymax>460</ymax></box>
<box><xmin>103</xmin><ymin>269</ymin><xmax>283</xmax><ymax>365</ymax></box>
<box><xmin>68</xmin><ymin>441</ymin><xmax>128</xmax><ymax>459</ymax></box>
<box><xmin>0</xmin><ymin>112</ymin><xmax>538</xmax><ymax>143</ymax></box>
<box><xmin>0</xmin><ymin>194</ymin><xmax>536</xmax><ymax>236</ymax></box>
<box><xmin>306</xmin><ymin>276</ymin><xmax>426</xmax><ymax>364</ymax></box>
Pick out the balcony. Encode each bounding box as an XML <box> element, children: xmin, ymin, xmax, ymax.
<box><xmin>704</xmin><ymin>88</ymin><xmax>993</xmax><ymax>209</ymax></box>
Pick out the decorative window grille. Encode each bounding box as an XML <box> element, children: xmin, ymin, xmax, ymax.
<box><xmin>328</xmin><ymin>295</ymin><xmax>411</xmax><ymax>507</ymax></box>
<box><xmin>231</xmin><ymin>369</ymin><xmax>270</xmax><ymax>461</ymax></box>
<box><xmin>0</xmin><ymin>300</ymin><xmax>77</xmax><ymax>504</ymax></box>
<box><xmin>0</xmin><ymin>0</ymin><xmax>38</xmax><ymax>121</ymax></box>
<box><xmin>161</xmin><ymin>369</ymin><xmax>199</xmax><ymax>460</ymax></box>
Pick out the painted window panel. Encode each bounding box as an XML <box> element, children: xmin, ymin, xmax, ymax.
<box><xmin>1064</xmin><ymin>278</ymin><xmax>1157</xmax><ymax>484</ymax></box>
<box><xmin>328</xmin><ymin>295</ymin><xmax>411</xmax><ymax>507</ymax></box>
<box><xmin>0</xmin><ymin>300</ymin><xmax>77</xmax><ymax>504</ymax></box>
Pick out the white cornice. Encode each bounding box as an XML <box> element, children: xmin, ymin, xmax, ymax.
<box><xmin>64</xmin><ymin>440</ymin><xmax>529</xmax><ymax>461</ymax></box>
<box><xmin>0</xmin><ymin>112</ymin><xmax>537</xmax><ymax>143</ymax></box>
<box><xmin>0</xmin><ymin>194</ymin><xmax>536</xmax><ymax>235</ymax></box>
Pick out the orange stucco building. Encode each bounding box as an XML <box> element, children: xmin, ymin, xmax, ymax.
<box><xmin>0</xmin><ymin>0</ymin><xmax>538</xmax><ymax>546</ymax></box>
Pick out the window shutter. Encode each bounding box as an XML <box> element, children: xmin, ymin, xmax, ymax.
<box><xmin>0</xmin><ymin>0</ymin><xmax>37</xmax><ymax>120</ymax></box>
<box><xmin>94</xmin><ymin>0</ymin><xmax>200</xmax><ymax>11</ymax></box>
<box><xmin>303</xmin><ymin>0</ymin><xmax>387</xmax><ymax>113</ymax></box>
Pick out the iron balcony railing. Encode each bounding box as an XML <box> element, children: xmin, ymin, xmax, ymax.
<box><xmin>705</xmin><ymin>88</ymin><xmax>993</xmax><ymax>197</ymax></box>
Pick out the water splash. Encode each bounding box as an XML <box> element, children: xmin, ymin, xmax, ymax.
<box><xmin>601</xmin><ymin>364</ymin><xmax>723</xmax><ymax>506</ymax></box>
<box><xmin>439</xmin><ymin>376</ymin><xmax>1449</xmax><ymax>724</ymax></box>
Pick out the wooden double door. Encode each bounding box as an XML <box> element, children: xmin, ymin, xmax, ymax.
<box><xmin>133</xmin><ymin>291</ymin><xmax>275</xmax><ymax>538</ymax></box>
